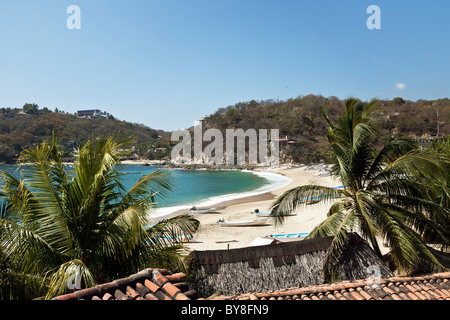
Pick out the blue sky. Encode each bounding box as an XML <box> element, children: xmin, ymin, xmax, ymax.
<box><xmin>0</xmin><ymin>0</ymin><xmax>449</xmax><ymax>131</ymax></box>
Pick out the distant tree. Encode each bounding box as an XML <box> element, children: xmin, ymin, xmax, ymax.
<box><xmin>393</xmin><ymin>97</ymin><xmax>405</xmax><ymax>105</ymax></box>
<box><xmin>22</xmin><ymin>103</ymin><xmax>39</xmax><ymax>115</ymax></box>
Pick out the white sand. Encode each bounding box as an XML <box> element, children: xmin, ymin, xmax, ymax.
<box><xmin>185</xmin><ymin>166</ymin><xmax>341</xmax><ymax>251</ymax></box>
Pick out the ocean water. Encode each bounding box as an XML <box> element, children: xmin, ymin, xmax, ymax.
<box><xmin>120</xmin><ymin>165</ymin><xmax>291</xmax><ymax>218</ymax></box>
<box><xmin>0</xmin><ymin>164</ymin><xmax>291</xmax><ymax>219</ymax></box>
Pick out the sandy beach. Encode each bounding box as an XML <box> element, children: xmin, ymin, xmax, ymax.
<box><xmin>183</xmin><ymin>166</ymin><xmax>342</xmax><ymax>251</ymax></box>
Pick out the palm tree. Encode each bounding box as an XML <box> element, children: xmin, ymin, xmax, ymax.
<box><xmin>270</xmin><ymin>98</ymin><xmax>449</xmax><ymax>282</ymax></box>
<box><xmin>431</xmin><ymin>136</ymin><xmax>450</xmax><ymax>208</ymax></box>
<box><xmin>430</xmin><ymin>136</ymin><xmax>450</xmax><ymax>246</ymax></box>
<box><xmin>0</xmin><ymin>133</ymin><xmax>199</xmax><ymax>299</ymax></box>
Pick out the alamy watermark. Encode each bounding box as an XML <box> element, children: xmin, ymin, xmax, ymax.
<box><xmin>367</xmin><ymin>5</ymin><xmax>381</xmax><ymax>30</ymax></box>
<box><xmin>171</xmin><ymin>122</ymin><xmax>280</xmax><ymax>167</ymax></box>
<box><xmin>66</xmin><ymin>5</ymin><xmax>81</xmax><ymax>30</ymax></box>
<box><xmin>66</xmin><ymin>265</ymin><xmax>82</xmax><ymax>290</ymax></box>
<box><xmin>366</xmin><ymin>265</ymin><xmax>381</xmax><ymax>289</ymax></box>
<box><xmin>65</xmin><ymin>4</ymin><xmax>380</xmax><ymax>31</ymax></box>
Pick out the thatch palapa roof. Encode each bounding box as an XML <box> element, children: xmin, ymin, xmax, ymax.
<box><xmin>189</xmin><ymin>233</ymin><xmax>393</xmax><ymax>298</ymax></box>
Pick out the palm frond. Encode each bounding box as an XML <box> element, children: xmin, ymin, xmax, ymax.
<box><xmin>44</xmin><ymin>259</ymin><xmax>96</xmax><ymax>299</ymax></box>
<box><xmin>354</xmin><ymin>189</ymin><xmax>382</xmax><ymax>256</ymax></box>
<box><xmin>147</xmin><ymin>214</ymin><xmax>199</xmax><ymax>248</ymax></box>
<box><xmin>0</xmin><ymin>198</ymin><xmax>15</xmax><ymax>221</ymax></box>
<box><xmin>0</xmin><ymin>219</ymin><xmax>64</xmax><ymax>276</ymax></box>
<box><xmin>0</xmin><ymin>270</ymin><xmax>44</xmax><ymax>300</ymax></box>
<box><xmin>384</xmin><ymin>201</ymin><xmax>449</xmax><ymax>247</ymax></box>
<box><xmin>385</xmin><ymin>149</ymin><xmax>447</xmax><ymax>183</ymax></box>
<box><xmin>306</xmin><ymin>207</ymin><xmax>348</xmax><ymax>239</ymax></box>
<box><xmin>320</xmin><ymin>209</ymin><xmax>359</xmax><ymax>282</ymax></box>
<box><xmin>270</xmin><ymin>185</ymin><xmax>342</xmax><ymax>226</ymax></box>
<box><xmin>377</xmin><ymin>207</ymin><xmax>446</xmax><ymax>274</ymax></box>
<box><xmin>110</xmin><ymin>169</ymin><xmax>174</xmax><ymax>219</ymax></box>
<box><xmin>327</xmin><ymin>199</ymin><xmax>352</xmax><ymax>217</ymax></box>
<box><xmin>13</xmin><ymin>138</ymin><xmax>74</xmax><ymax>255</ymax></box>
<box><xmin>364</xmin><ymin>137</ymin><xmax>417</xmax><ymax>183</ymax></box>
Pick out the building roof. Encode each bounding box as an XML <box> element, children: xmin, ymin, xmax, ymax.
<box><xmin>189</xmin><ymin>234</ymin><xmax>393</xmax><ymax>298</ymax></box>
<box><xmin>53</xmin><ymin>268</ymin><xmax>198</xmax><ymax>301</ymax></box>
<box><xmin>52</xmin><ymin>266</ymin><xmax>450</xmax><ymax>301</ymax></box>
<box><xmin>52</xmin><ymin>232</ymin><xmax>450</xmax><ymax>301</ymax></box>
<box><xmin>213</xmin><ymin>272</ymin><xmax>450</xmax><ymax>300</ymax></box>
<box><xmin>77</xmin><ymin>109</ymin><xmax>100</xmax><ymax>113</ymax></box>
<box><xmin>53</xmin><ymin>267</ymin><xmax>450</xmax><ymax>301</ymax></box>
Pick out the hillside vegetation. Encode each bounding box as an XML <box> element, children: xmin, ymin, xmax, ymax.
<box><xmin>0</xmin><ymin>105</ymin><xmax>171</xmax><ymax>163</ymax></box>
<box><xmin>203</xmin><ymin>95</ymin><xmax>450</xmax><ymax>163</ymax></box>
<box><xmin>1</xmin><ymin>96</ymin><xmax>449</xmax><ymax>164</ymax></box>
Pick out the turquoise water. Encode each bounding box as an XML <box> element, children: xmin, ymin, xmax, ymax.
<box><xmin>0</xmin><ymin>164</ymin><xmax>291</xmax><ymax>216</ymax></box>
<box><xmin>120</xmin><ymin>165</ymin><xmax>273</xmax><ymax>210</ymax></box>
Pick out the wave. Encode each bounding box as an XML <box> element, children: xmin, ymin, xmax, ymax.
<box><xmin>149</xmin><ymin>170</ymin><xmax>292</xmax><ymax>222</ymax></box>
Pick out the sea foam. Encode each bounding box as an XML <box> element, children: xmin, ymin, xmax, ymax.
<box><xmin>149</xmin><ymin>170</ymin><xmax>291</xmax><ymax>223</ymax></box>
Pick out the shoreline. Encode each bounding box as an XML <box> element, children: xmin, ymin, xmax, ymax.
<box><xmin>181</xmin><ymin>165</ymin><xmax>341</xmax><ymax>252</ymax></box>
<box><xmin>10</xmin><ymin>160</ymin><xmax>344</xmax><ymax>252</ymax></box>
<box><xmin>148</xmin><ymin>167</ymin><xmax>292</xmax><ymax>223</ymax></box>
<box><xmin>12</xmin><ymin>159</ymin><xmax>339</xmax><ymax>250</ymax></box>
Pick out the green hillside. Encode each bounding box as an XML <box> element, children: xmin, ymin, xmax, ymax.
<box><xmin>2</xmin><ymin>96</ymin><xmax>449</xmax><ymax>164</ymax></box>
<box><xmin>0</xmin><ymin>105</ymin><xmax>172</xmax><ymax>163</ymax></box>
<box><xmin>203</xmin><ymin>95</ymin><xmax>450</xmax><ymax>163</ymax></box>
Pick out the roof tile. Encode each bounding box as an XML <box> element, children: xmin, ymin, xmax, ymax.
<box><xmin>144</xmin><ymin>278</ymin><xmax>160</xmax><ymax>293</ymax></box>
<box><xmin>420</xmin><ymin>290</ymin><xmax>435</xmax><ymax>300</ymax></box>
<box><xmin>102</xmin><ymin>293</ymin><xmax>113</xmax><ymax>300</ymax></box>
<box><xmin>412</xmin><ymin>291</ymin><xmax>427</xmax><ymax>300</ymax></box>
<box><xmin>166</xmin><ymin>273</ymin><xmax>186</xmax><ymax>283</ymax></box>
<box><xmin>255</xmin><ymin>292</ymin><xmax>272</xmax><ymax>299</ymax></box>
<box><xmin>135</xmin><ymin>282</ymin><xmax>150</xmax><ymax>296</ymax></box>
<box><xmin>326</xmin><ymin>293</ymin><xmax>337</xmax><ymax>300</ymax></box>
<box><xmin>183</xmin><ymin>290</ymin><xmax>199</xmax><ymax>300</ymax></box>
<box><xmin>75</xmin><ymin>286</ymin><xmax>100</xmax><ymax>299</ymax></box>
<box><xmin>162</xmin><ymin>282</ymin><xmax>181</xmax><ymax>297</ymax></box>
<box><xmin>406</xmin><ymin>292</ymin><xmax>420</xmax><ymax>300</ymax></box>
<box><xmin>114</xmin><ymin>276</ymin><xmax>135</xmax><ymax>287</ymax></box>
<box><xmin>53</xmin><ymin>268</ymin><xmax>197</xmax><ymax>301</ymax></box>
<box><xmin>391</xmin><ymin>293</ymin><xmax>402</xmax><ymax>300</ymax></box>
<box><xmin>440</xmin><ymin>289</ymin><xmax>450</xmax><ymax>299</ymax></box>
<box><xmin>217</xmin><ymin>272</ymin><xmax>450</xmax><ymax>301</ymax></box>
<box><xmin>97</xmin><ymin>281</ymin><xmax>119</xmax><ymax>292</ymax></box>
<box><xmin>356</xmin><ymin>287</ymin><xmax>374</xmax><ymax>300</ymax></box>
<box><xmin>126</xmin><ymin>286</ymin><xmax>141</xmax><ymax>300</ymax></box>
<box><xmin>54</xmin><ymin>292</ymin><xmax>77</xmax><ymax>300</ymax></box>
<box><xmin>249</xmin><ymin>294</ymin><xmax>258</xmax><ymax>300</ymax></box>
<box><xmin>152</xmin><ymin>269</ymin><xmax>169</xmax><ymax>287</ymax></box>
<box><xmin>348</xmin><ymin>289</ymin><xmax>364</xmax><ymax>301</ymax></box>
<box><xmin>114</xmin><ymin>289</ymin><xmax>128</xmax><ymax>300</ymax></box>
<box><xmin>53</xmin><ymin>266</ymin><xmax>450</xmax><ymax>302</ymax></box>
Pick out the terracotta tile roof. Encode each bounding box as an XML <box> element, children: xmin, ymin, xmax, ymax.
<box><xmin>52</xmin><ymin>266</ymin><xmax>450</xmax><ymax>302</ymax></box>
<box><xmin>212</xmin><ymin>272</ymin><xmax>450</xmax><ymax>301</ymax></box>
<box><xmin>53</xmin><ymin>268</ymin><xmax>198</xmax><ymax>300</ymax></box>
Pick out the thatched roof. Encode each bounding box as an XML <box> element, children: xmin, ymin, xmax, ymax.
<box><xmin>189</xmin><ymin>233</ymin><xmax>393</xmax><ymax>297</ymax></box>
